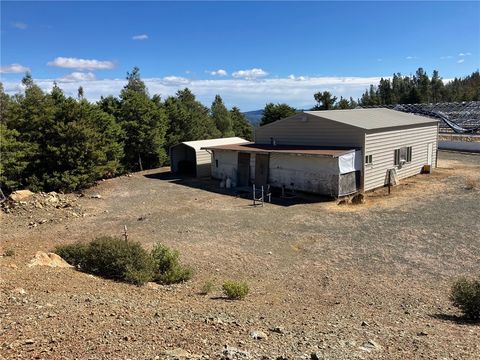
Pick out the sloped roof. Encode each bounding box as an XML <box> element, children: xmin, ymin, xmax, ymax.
<box><xmin>304</xmin><ymin>108</ymin><xmax>438</xmax><ymax>130</ymax></box>
<box><xmin>176</xmin><ymin>137</ymin><xmax>249</xmax><ymax>151</ymax></box>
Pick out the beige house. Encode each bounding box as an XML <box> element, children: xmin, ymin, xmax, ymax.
<box><xmin>203</xmin><ymin>109</ymin><xmax>438</xmax><ymax>195</ymax></box>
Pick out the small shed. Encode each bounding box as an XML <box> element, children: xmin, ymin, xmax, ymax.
<box><xmin>170</xmin><ymin>137</ymin><xmax>249</xmax><ymax>177</ymax></box>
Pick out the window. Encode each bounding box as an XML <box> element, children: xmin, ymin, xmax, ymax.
<box><xmin>394</xmin><ymin>146</ymin><xmax>412</xmax><ymax>166</ymax></box>
<box><xmin>215</xmin><ymin>159</ymin><xmax>219</xmax><ymax>168</ymax></box>
<box><xmin>365</xmin><ymin>154</ymin><xmax>373</xmax><ymax>165</ymax></box>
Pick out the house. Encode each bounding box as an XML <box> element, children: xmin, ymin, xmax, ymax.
<box><xmin>202</xmin><ymin>109</ymin><xmax>438</xmax><ymax>196</ymax></box>
<box><xmin>170</xmin><ymin>137</ymin><xmax>249</xmax><ymax>177</ymax></box>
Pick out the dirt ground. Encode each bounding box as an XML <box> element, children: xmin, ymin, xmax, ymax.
<box><xmin>1</xmin><ymin>151</ymin><xmax>479</xmax><ymax>359</ymax></box>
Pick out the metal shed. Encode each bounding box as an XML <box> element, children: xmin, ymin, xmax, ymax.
<box><xmin>170</xmin><ymin>137</ymin><xmax>248</xmax><ymax>177</ymax></box>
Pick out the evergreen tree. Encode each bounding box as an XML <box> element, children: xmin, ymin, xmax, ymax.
<box><xmin>260</xmin><ymin>103</ymin><xmax>296</xmax><ymax>126</ymax></box>
<box><xmin>312</xmin><ymin>91</ymin><xmax>337</xmax><ymax>110</ymax></box>
<box><xmin>211</xmin><ymin>95</ymin><xmax>234</xmax><ymax>136</ymax></box>
<box><xmin>230</xmin><ymin>107</ymin><xmax>253</xmax><ymax>140</ymax></box>
<box><xmin>118</xmin><ymin>67</ymin><xmax>168</xmax><ymax>170</ymax></box>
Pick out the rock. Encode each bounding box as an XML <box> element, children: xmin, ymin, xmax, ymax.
<box><xmin>27</xmin><ymin>251</ymin><xmax>73</xmax><ymax>268</ymax></box>
<box><xmin>221</xmin><ymin>345</ymin><xmax>250</xmax><ymax>359</ymax></box>
<box><xmin>250</xmin><ymin>330</ymin><xmax>268</xmax><ymax>340</ymax></box>
<box><xmin>91</xmin><ymin>194</ymin><xmax>102</xmax><ymax>199</ymax></box>
<box><xmin>359</xmin><ymin>339</ymin><xmax>382</xmax><ymax>352</ymax></box>
<box><xmin>269</xmin><ymin>326</ymin><xmax>285</xmax><ymax>334</ymax></box>
<box><xmin>417</xmin><ymin>331</ymin><xmax>428</xmax><ymax>336</ymax></box>
<box><xmin>9</xmin><ymin>190</ymin><xmax>34</xmax><ymax>202</ymax></box>
<box><xmin>161</xmin><ymin>348</ymin><xmax>201</xmax><ymax>359</ymax></box>
<box><xmin>311</xmin><ymin>352</ymin><xmax>325</xmax><ymax>360</ymax></box>
<box><xmin>361</xmin><ymin>321</ymin><xmax>369</xmax><ymax>327</ymax></box>
<box><xmin>146</xmin><ymin>282</ymin><xmax>160</xmax><ymax>290</ymax></box>
<box><xmin>13</xmin><ymin>287</ymin><xmax>27</xmax><ymax>295</ymax></box>
<box><xmin>24</xmin><ymin>339</ymin><xmax>35</xmax><ymax>345</ymax></box>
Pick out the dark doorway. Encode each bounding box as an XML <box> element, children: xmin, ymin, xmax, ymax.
<box><xmin>254</xmin><ymin>153</ymin><xmax>269</xmax><ymax>186</ymax></box>
<box><xmin>237</xmin><ymin>152</ymin><xmax>251</xmax><ymax>186</ymax></box>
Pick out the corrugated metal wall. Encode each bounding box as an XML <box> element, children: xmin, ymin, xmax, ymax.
<box><xmin>364</xmin><ymin>125</ymin><xmax>438</xmax><ymax>191</ymax></box>
<box><xmin>211</xmin><ymin>150</ymin><xmax>238</xmax><ymax>183</ymax></box>
<box><xmin>255</xmin><ymin>114</ymin><xmax>364</xmax><ymax>147</ymax></box>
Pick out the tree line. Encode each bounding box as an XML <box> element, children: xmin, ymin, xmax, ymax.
<box><xmin>260</xmin><ymin>69</ymin><xmax>479</xmax><ymax>125</ymax></box>
<box><xmin>0</xmin><ymin>67</ymin><xmax>252</xmax><ymax>193</ymax></box>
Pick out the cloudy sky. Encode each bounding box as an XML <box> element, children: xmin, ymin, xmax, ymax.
<box><xmin>1</xmin><ymin>1</ymin><xmax>479</xmax><ymax>111</ymax></box>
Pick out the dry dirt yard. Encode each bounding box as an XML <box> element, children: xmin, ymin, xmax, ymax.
<box><xmin>1</xmin><ymin>151</ymin><xmax>479</xmax><ymax>360</ymax></box>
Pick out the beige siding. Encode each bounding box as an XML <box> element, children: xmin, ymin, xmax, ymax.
<box><xmin>364</xmin><ymin>125</ymin><xmax>438</xmax><ymax>191</ymax></box>
<box><xmin>196</xmin><ymin>150</ymin><xmax>212</xmax><ymax>177</ymax></box>
<box><xmin>255</xmin><ymin>114</ymin><xmax>364</xmax><ymax>147</ymax></box>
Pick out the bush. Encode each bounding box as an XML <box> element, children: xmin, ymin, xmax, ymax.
<box><xmin>54</xmin><ymin>242</ymin><xmax>88</xmax><ymax>267</ymax></box>
<box><xmin>151</xmin><ymin>243</ymin><xmax>193</xmax><ymax>284</ymax></box>
<box><xmin>450</xmin><ymin>278</ymin><xmax>480</xmax><ymax>320</ymax></box>
<box><xmin>222</xmin><ymin>281</ymin><xmax>249</xmax><ymax>300</ymax></box>
<box><xmin>55</xmin><ymin>236</ymin><xmax>155</xmax><ymax>285</ymax></box>
<box><xmin>200</xmin><ymin>280</ymin><xmax>215</xmax><ymax>295</ymax></box>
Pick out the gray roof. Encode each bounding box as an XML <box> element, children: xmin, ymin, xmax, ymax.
<box><xmin>305</xmin><ymin>108</ymin><xmax>438</xmax><ymax>130</ymax></box>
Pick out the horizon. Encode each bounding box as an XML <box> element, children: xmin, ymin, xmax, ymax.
<box><xmin>1</xmin><ymin>1</ymin><xmax>479</xmax><ymax>111</ymax></box>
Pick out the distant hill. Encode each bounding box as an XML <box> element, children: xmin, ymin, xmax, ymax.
<box><xmin>242</xmin><ymin>110</ymin><xmax>263</xmax><ymax>127</ymax></box>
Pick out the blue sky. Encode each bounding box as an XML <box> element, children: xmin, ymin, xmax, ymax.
<box><xmin>1</xmin><ymin>1</ymin><xmax>479</xmax><ymax>110</ymax></box>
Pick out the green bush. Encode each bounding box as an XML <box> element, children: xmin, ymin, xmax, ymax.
<box><xmin>54</xmin><ymin>242</ymin><xmax>88</xmax><ymax>267</ymax></box>
<box><xmin>200</xmin><ymin>280</ymin><xmax>215</xmax><ymax>295</ymax></box>
<box><xmin>222</xmin><ymin>281</ymin><xmax>249</xmax><ymax>300</ymax></box>
<box><xmin>151</xmin><ymin>243</ymin><xmax>193</xmax><ymax>284</ymax></box>
<box><xmin>55</xmin><ymin>236</ymin><xmax>155</xmax><ymax>285</ymax></box>
<box><xmin>450</xmin><ymin>278</ymin><xmax>480</xmax><ymax>320</ymax></box>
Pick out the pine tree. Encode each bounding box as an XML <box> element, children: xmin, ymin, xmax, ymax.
<box><xmin>260</xmin><ymin>103</ymin><xmax>296</xmax><ymax>125</ymax></box>
<box><xmin>230</xmin><ymin>107</ymin><xmax>253</xmax><ymax>140</ymax></box>
<box><xmin>312</xmin><ymin>91</ymin><xmax>337</xmax><ymax>110</ymax></box>
<box><xmin>211</xmin><ymin>95</ymin><xmax>234</xmax><ymax>137</ymax></box>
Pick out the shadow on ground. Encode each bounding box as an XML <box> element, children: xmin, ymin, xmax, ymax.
<box><xmin>144</xmin><ymin>170</ymin><xmax>334</xmax><ymax>207</ymax></box>
<box><xmin>429</xmin><ymin>313</ymin><xmax>480</xmax><ymax>326</ymax></box>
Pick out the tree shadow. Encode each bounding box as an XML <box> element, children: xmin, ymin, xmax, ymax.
<box><xmin>143</xmin><ymin>170</ymin><xmax>334</xmax><ymax>207</ymax></box>
<box><xmin>429</xmin><ymin>313</ymin><xmax>480</xmax><ymax>326</ymax></box>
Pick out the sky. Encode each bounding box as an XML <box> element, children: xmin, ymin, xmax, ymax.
<box><xmin>1</xmin><ymin>1</ymin><xmax>479</xmax><ymax>110</ymax></box>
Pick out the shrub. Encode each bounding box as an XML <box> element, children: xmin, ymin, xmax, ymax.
<box><xmin>222</xmin><ymin>281</ymin><xmax>249</xmax><ymax>300</ymax></box>
<box><xmin>450</xmin><ymin>278</ymin><xmax>480</xmax><ymax>320</ymax></box>
<box><xmin>200</xmin><ymin>280</ymin><xmax>215</xmax><ymax>295</ymax></box>
<box><xmin>465</xmin><ymin>177</ymin><xmax>477</xmax><ymax>190</ymax></box>
<box><xmin>54</xmin><ymin>236</ymin><xmax>155</xmax><ymax>285</ymax></box>
<box><xmin>151</xmin><ymin>243</ymin><xmax>193</xmax><ymax>284</ymax></box>
<box><xmin>3</xmin><ymin>248</ymin><xmax>15</xmax><ymax>257</ymax></box>
<box><xmin>54</xmin><ymin>242</ymin><xmax>88</xmax><ymax>267</ymax></box>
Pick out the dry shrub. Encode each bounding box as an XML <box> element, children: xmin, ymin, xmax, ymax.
<box><xmin>450</xmin><ymin>278</ymin><xmax>480</xmax><ymax>320</ymax></box>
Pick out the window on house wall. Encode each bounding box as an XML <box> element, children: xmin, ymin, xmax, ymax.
<box><xmin>365</xmin><ymin>155</ymin><xmax>373</xmax><ymax>165</ymax></box>
<box><xmin>394</xmin><ymin>146</ymin><xmax>413</xmax><ymax>165</ymax></box>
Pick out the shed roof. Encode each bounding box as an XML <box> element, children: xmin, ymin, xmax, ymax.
<box><xmin>304</xmin><ymin>108</ymin><xmax>438</xmax><ymax>130</ymax></box>
<box><xmin>174</xmin><ymin>137</ymin><xmax>249</xmax><ymax>151</ymax></box>
<box><xmin>202</xmin><ymin>143</ymin><xmax>354</xmax><ymax>157</ymax></box>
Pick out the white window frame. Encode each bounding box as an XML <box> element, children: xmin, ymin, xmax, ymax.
<box><xmin>365</xmin><ymin>154</ymin><xmax>373</xmax><ymax>165</ymax></box>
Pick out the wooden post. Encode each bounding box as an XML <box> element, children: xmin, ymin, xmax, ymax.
<box><xmin>123</xmin><ymin>225</ymin><xmax>128</xmax><ymax>242</ymax></box>
<box><xmin>388</xmin><ymin>170</ymin><xmax>391</xmax><ymax>195</ymax></box>
<box><xmin>138</xmin><ymin>154</ymin><xmax>143</xmax><ymax>171</ymax></box>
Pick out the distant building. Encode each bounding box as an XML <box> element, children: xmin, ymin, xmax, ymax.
<box><xmin>202</xmin><ymin>109</ymin><xmax>438</xmax><ymax>196</ymax></box>
<box><xmin>170</xmin><ymin>137</ymin><xmax>249</xmax><ymax>178</ymax></box>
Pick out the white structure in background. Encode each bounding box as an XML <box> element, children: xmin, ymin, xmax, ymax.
<box><xmin>170</xmin><ymin>137</ymin><xmax>249</xmax><ymax>178</ymax></box>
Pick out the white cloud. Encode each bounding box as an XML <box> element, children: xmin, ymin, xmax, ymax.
<box><xmin>457</xmin><ymin>58</ymin><xmax>465</xmax><ymax>64</ymax></box>
<box><xmin>232</xmin><ymin>68</ymin><xmax>268</xmax><ymax>79</ymax></box>
<box><xmin>2</xmin><ymin>75</ymin><xmax>386</xmax><ymax>111</ymax></box>
<box><xmin>57</xmin><ymin>72</ymin><xmax>96</xmax><ymax>82</ymax></box>
<box><xmin>0</xmin><ymin>63</ymin><xmax>30</xmax><ymax>73</ymax></box>
<box><xmin>12</xmin><ymin>22</ymin><xmax>27</xmax><ymax>30</ymax></box>
<box><xmin>405</xmin><ymin>56</ymin><xmax>417</xmax><ymax>60</ymax></box>
<box><xmin>458</xmin><ymin>52</ymin><xmax>471</xmax><ymax>57</ymax></box>
<box><xmin>288</xmin><ymin>74</ymin><xmax>307</xmax><ymax>81</ymax></box>
<box><xmin>132</xmin><ymin>34</ymin><xmax>148</xmax><ymax>41</ymax></box>
<box><xmin>208</xmin><ymin>69</ymin><xmax>228</xmax><ymax>76</ymax></box>
<box><xmin>47</xmin><ymin>57</ymin><xmax>115</xmax><ymax>70</ymax></box>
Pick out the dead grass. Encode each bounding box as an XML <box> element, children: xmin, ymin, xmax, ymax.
<box><xmin>465</xmin><ymin>177</ymin><xmax>477</xmax><ymax>190</ymax></box>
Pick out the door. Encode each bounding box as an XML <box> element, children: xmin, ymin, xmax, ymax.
<box><xmin>254</xmin><ymin>153</ymin><xmax>269</xmax><ymax>186</ymax></box>
<box><xmin>427</xmin><ymin>143</ymin><xmax>433</xmax><ymax>165</ymax></box>
<box><xmin>237</xmin><ymin>153</ymin><xmax>251</xmax><ymax>186</ymax></box>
